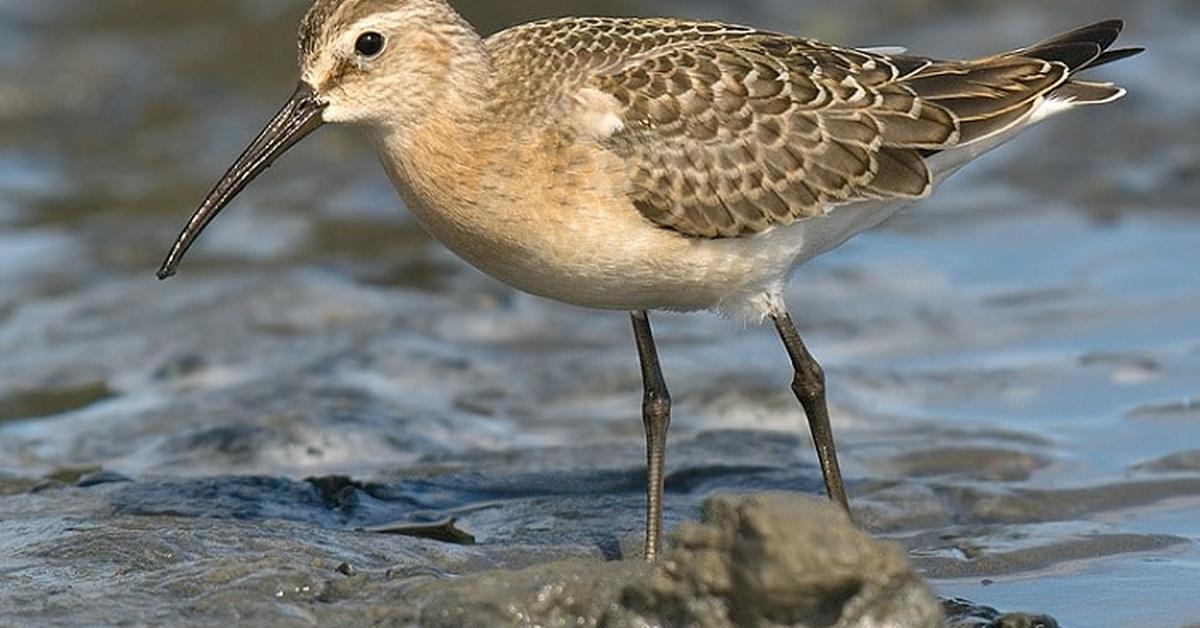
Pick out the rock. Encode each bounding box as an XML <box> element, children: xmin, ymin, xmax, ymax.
<box><xmin>943</xmin><ymin>598</ymin><xmax>1059</xmax><ymax>628</ymax></box>
<box><xmin>419</xmin><ymin>493</ymin><xmax>943</xmax><ymax>628</ymax></box>
<box><xmin>612</xmin><ymin>494</ymin><xmax>942</xmax><ymax>628</ymax></box>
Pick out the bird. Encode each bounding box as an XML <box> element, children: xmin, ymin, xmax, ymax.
<box><xmin>155</xmin><ymin>0</ymin><xmax>1142</xmax><ymax>561</ymax></box>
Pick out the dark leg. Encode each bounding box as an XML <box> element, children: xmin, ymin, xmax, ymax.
<box><xmin>631</xmin><ymin>311</ymin><xmax>672</xmax><ymax>561</ymax></box>
<box><xmin>772</xmin><ymin>309</ymin><xmax>851</xmax><ymax>516</ymax></box>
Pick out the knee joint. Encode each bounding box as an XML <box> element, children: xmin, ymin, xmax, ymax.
<box><xmin>791</xmin><ymin>366</ymin><xmax>825</xmax><ymax>402</ymax></box>
<box><xmin>643</xmin><ymin>392</ymin><xmax>672</xmax><ymax>419</ymax></box>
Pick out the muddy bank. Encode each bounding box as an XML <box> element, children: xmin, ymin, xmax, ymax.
<box><xmin>5</xmin><ymin>256</ymin><xmax>1195</xmax><ymax>625</ymax></box>
<box><xmin>7</xmin><ymin>467</ymin><xmax>1074</xmax><ymax>627</ymax></box>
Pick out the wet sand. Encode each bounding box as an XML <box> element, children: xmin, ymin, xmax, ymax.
<box><xmin>2</xmin><ymin>0</ymin><xmax>1199</xmax><ymax>626</ymax></box>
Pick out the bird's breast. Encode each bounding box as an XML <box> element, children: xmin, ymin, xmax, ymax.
<box><xmin>374</xmin><ymin>124</ymin><xmax>812</xmax><ymax>314</ymax></box>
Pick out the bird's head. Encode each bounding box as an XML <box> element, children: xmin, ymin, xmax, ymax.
<box><xmin>156</xmin><ymin>0</ymin><xmax>479</xmax><ymax>280</ymax></box>
<box><xmin>299</xmin><ymin>0</ymin><xmax>477</xmax><ymax>127</ymax></box>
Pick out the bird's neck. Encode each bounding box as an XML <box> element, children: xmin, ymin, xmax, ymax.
<box><xmin>370</xmin><ymin>14</ymin><xmax>509</xmax><ymax>238</ymax></box>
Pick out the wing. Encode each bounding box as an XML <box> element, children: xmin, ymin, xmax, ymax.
<box><xmin>584</xmin><ymin>29</ymin><xmax>1075</xmax><ymax>238</ymax></box>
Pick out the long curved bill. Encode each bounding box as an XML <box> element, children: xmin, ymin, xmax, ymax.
<box><xmin>156</xmin><ymin>82</ymin><xmax>327</xmax><ymax>280</ymax></box>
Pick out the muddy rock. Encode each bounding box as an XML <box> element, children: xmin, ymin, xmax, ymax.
<box><xmin>420</xmin><ymin>494</ymin><xmax>942</xmax><ymax>628</ymax></box>
<box><xmin>618</xmin><ymin>494</ymin><xmax>941</xmax><ymax>628</ymax></box>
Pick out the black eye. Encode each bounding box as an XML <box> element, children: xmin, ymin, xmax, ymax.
<box><xmin>355</xmin><ymin>32</ymin><xmax>385</xmax><ymax>57</ymax></box>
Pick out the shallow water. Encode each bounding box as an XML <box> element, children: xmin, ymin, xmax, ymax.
<box><xmin>2</xmin><ymin>0</ymin><xmax>1199</xmax><ymax>626</ymax></box>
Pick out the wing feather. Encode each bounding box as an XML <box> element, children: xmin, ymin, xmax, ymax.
<box><xmin>487</xmin><ymin>18</ymin><xmax>1138</xmax><ymax>238</ymax></box>
<box><xmin>592</xmin><ymin>36</ymin><xmax>956</xmax><ymax>237</ymax></box>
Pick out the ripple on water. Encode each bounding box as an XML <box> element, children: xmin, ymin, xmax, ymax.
<box><xmin>0</xmin><ymin>382</ymin><xmax>116</xmax><ymax>425</ymax></box>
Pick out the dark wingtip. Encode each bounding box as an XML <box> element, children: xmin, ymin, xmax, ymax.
<box><xmin>1023</xmin><ymin>18</ymin><xmax>1138</xmax><ymax>72</ymax></box>
<box><xmin>1057</xmin><ymin>19</ymin><xmax>1125</xmax><ymax>49</ymax></box>
<box><xmin>1029</xmin><ymin>42</ymin><xmax>1104</xmax><ymax>71</ymax></box>
<box><xmin>1084</xmin><ymin>46</ymin><xmax>1145</xmax><ymax>69</ymax></box>
<box><xmin>156</xmin><ymin>266</ymin><xmax>177</xmax><ymax>281</ymax></box>
<box><xmin>1091</xmin><ymin>18</ymin><xmax>1125</xmax><ymax>31</ymax></box>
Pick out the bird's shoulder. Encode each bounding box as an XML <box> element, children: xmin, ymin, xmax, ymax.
<box><xmin>486</xmin><ymin>17</ymin><xmax>764</xmax><ymax>76</ymax></box>
<box><xmin>485</xmin><ymin>17</ymin><xmax>909</xmax><ymax>108</ymax></box>
<box><xmin>486</xmin><ymin>17</ymin><xmax>811</xmax><ymax>118</ymax></box>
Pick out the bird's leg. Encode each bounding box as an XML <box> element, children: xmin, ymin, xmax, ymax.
<box><xmin>631</xmin><ymin>310</ymin><xmax>672</xmax><ymax>561</ymax></box>
<box><xmin>772</xmin><ymin>309</ymin><xmax>852</xmax><ymax>517</ymax></box>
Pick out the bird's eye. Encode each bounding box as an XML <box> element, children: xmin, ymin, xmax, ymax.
<box><xmin>355</xmin><ymin>32</ymin><xmax>385</xmax><ymax>57</ymax></box>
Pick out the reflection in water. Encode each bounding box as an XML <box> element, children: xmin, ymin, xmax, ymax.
<box><xmin>1</xmin><ymin>1</ymin><xmax>1198</xmax><ymax>626</ymax></box>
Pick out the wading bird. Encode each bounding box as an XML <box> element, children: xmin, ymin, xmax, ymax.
<box><xmin>157</xmin><ymin>0</ymin><xmax>1140</xmax><ymax>560</ymax></box>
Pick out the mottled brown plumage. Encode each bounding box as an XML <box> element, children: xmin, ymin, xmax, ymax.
<box><xmin>485</xmin><ymin>17</ymin><xmax>1130</xmax><ymax>238</ymax></box>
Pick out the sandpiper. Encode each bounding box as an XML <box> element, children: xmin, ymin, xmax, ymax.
<box><xmin>156</xmin><ymin>0</ymin><xmax>1141</xmax><ymax>560</ymax></box>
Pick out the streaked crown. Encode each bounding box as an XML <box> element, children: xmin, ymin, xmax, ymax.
<box><xmin>296</xmin><ymin>0</ymin><xmax>485</xmax><ymax>127</ymax></box>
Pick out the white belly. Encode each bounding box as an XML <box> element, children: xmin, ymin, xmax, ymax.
<box><xmin>401</xmin><ymin>191</ymin><xmax>914</xmax><ymax>322</ymax></box>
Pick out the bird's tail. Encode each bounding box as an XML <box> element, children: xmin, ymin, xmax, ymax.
<box><xmin>1015</xmin><ymin>19</ymin><xmax>1144</xmax><ymax>105</ymax></box>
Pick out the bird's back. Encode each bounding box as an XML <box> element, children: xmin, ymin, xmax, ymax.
<box><xmin>484</xmin><ymin>17</ymin><xmax>1138</xmax><ymax>241</ymax></box>
<box><xmin>485</xmin><ymin>18</ymin><xmax>765</xmax><ymax>118</ymax></box>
